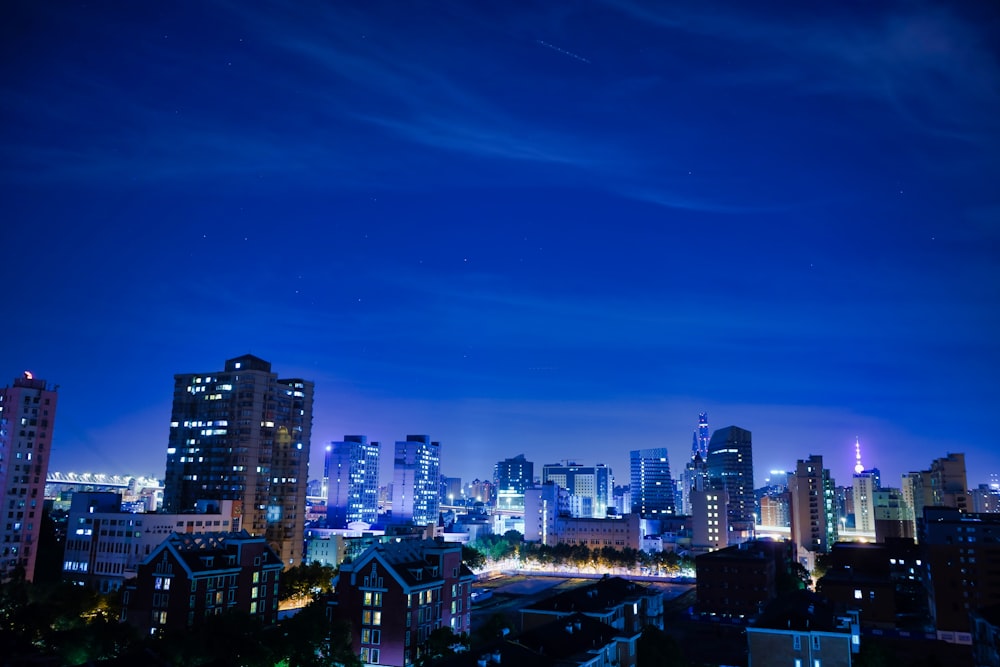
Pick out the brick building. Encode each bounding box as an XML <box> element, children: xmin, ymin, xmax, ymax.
<box><xmin>121</xmin><ymin>530</ymin><xmax>282</xmax><ymax>636</ymax></box>
<box><xmin>332</xmin><ymin>538</ymin><xmax>474</xmax><ymax>666</ymax></box>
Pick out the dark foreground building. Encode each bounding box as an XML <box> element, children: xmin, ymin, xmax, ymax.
<box><xmin>122</xmin><ymin>530</ymin><xmax>282</xmax><ymax>636</ymax></box>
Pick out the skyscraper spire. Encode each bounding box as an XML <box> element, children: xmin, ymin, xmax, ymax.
<box><xmin>692</xmin><ymin>412</ymin><xmax>710</xmax><ymax>461</ymax></box>
<box><xmin>854</xmin><ymin>436</ymin><xmax>864</xmax><ymax>475</ymax></box>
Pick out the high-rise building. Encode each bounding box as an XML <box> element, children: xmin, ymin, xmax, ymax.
<box><xmin>392</xmin><ymin>435</ymin><xmax>440</xmax><ymax>526</ymax></box>
<box><xmin>0</xmin><ymin>371</ymin><xmax>58</xmax><ymax>582</ymax></box>
<box><xmin>789</xmin><ymin>455</ymin><xmax>837</xmax><ymax>554</ymax></box>
<box><xmin>163</xmin><ymin>354</ymin><xmax>314</xmax><ymax>569</ymax></box>
<box><xmin>541</xmin><ymin>462</ymin><xmax>612</xmax><ymax>518</ymax></box>
<box><xmin>494</xmin><ymin>454</ymin><xmax>533</xmax><ymax>511</ymax></box>
<box><xmin>851</xmin><ymin>438</ymin><xmax>879</xmax><ymax>534</ymax></box>
<box><xmin>930</xmin><ymin>452</ymin><xmax>968</xmax><ymax>511</ymax></box>
<box><xmin>630</xmin><ymin>448</ymin><xmax>675</xmax><ymax>517</ymax></box>
<box><xmin>326</xmin><ymin>436</ymin><xmax>380</xmax><ymax>529</ymax></box>
<box><xmin>692</xmin><ymin>412</ymin><xmax>710</xmax><ymax>461</ymax></box>
<box><xmin>706</xmin><ymin>426</ymin><xmax>755</xmax><ymax>539</ymax></box>
<box><xmin>681</xmin><ymin>413</ymin><xmax>711</xmax><ymax>515</ymax></box>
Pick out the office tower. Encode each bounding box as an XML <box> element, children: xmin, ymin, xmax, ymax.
<box><xmin>789</xmin><ymin>455</ymin><xmax>837</xmax><ymax>554</ymax></box>
<box><xmin>630</xmin><ymin>448</ymin><xmax>675</xmax><ymax>517</ymax></box>
<box><xmin>392</xmin><ymin>435</ymin><xmax>440</xmax><ymax>526</ymax></box>
<box><xmin>326</xmin><ymin>436</ymin><xmax>380</xmax><ymax>529</ymax></box>
<box><xmin>163</xmin><ymin>354</ymin><xmax>313</xmax><ymax>569</ymax></box>
<box><xmin>0</xmin><ymin>372</ymin><xmax>58</xmax><ymax>582</ymax></box>
<box><xmin>706</xmin><ymin>425</ymin><xmax>755</xmax><ymax>538</ymax></box>
<box><xmin>494</xmin><ymin>454</ymin><xmax>533</xmax><ymax>511</ymax></box>
<box><xmin>541</xmin><ymin>462</ymin><xmax>613</xmax><ymax>518</ymax></box>
<box><xmin>930</xmin><ymin>453</ymin><xmax>968</xmax><ymax>511</ymax></box>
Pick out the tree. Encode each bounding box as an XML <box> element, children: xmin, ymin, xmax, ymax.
<box><xmin>462</xmin><ymin>545</ymin><xmax>486</xmax><ymax>571</ymax></box>
<box><xmin>637</xmin><ymin>626</ymin><xmax>687</xmax><ymax>666</ymax></box>
<box><xmin>279</xmin><ymin>561</ymin><xmax>338</xmax><ymax>602</ymax></box>
<box><xmin>418</xmin><ymin>627</ymin><xmax>468</xmax><ymax>665</ymax></box>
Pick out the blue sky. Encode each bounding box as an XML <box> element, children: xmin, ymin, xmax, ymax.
<box><xmin>2</xmin><ymin>0</ymin><xmax>998</xmax><ymax>489</ymax></box>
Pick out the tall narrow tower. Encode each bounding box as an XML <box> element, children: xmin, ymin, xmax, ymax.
<box><xmin>852</xmin><ymin>438</ymin><xmax>879</xmax><ymax>533</ymax></box>
<box><xmin>0</xmin><ymin>372</ymin><xmax>58</xmax><ymax>582</ymax></box>
<box><xmin>706</xmin><ymin>425</ymin><xmax>755</xmax><ymax>539</ymax></box>
<box><xmin>163</xmin><ymin>354</ymin><xmax>314</xmax><ymax>568</ymax></box>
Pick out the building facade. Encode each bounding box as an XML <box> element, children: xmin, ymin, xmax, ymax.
<box><xmin>333</xmin><ymin>539</ymin><xmax>474</xmax><ymax>666</ymax></box>
<box><xmin>62</xmin><ymin>491</ymin><xmax>240</xmax><ymax>592</ymax></box>
<box><xmin>789</xmin><ymin>455</ymin><xmax>837</xmax><ymax>554</ymax></box>
<box><xmin>493</xmin><ymin>454</ymin><xmax>533</xmax><ymax>511</ymax></box>
<box><xmin>706</xmin><ymin>426</ymin><xmax>755</xmax><ymax>540</ymax></box>
<box><xmin>392</xmin><ymin>436</ymin><xmax>440</xmax><ymax>526</ymax></box>
<box><xmin>121</xmin><ymin>530</ymin><xmax>283</xmax><ymax>636</ymax></box>
<box><xmin>327</xmin><ymin>435</ymin><xmax>380</xmax><ymax>529</ymax></box>
<box><xmin>162</xmin><ymin>354</ymin><xmax>314</xmax><ymax>569</ymax></box>
<box><xmin>541</xmin><ymin>462</ymin><xmax>612</xmax><ymax>519</ymax></box>
<box><xmin>629</xmin><ymin>448</ymin><xmax>675</xmax><ymax>517</ymax></box>
<box><xmin>0</xmin><ymin>372</ymin><xmax>57</xmax><ymax>582</ymax></box>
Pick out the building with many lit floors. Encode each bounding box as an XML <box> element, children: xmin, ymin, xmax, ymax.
<box><xmin>162</xmin><ymin>354</ymin><xmax>313</xmax><ymax>569</ymax></box>
<box><xmin>630</xmin><ymin>447</ymin><xmax>675</xmax><ymax>517</ymax></box>
<box><xmin>0</xmin><ymin>371</ymin><xmax>57</xmax><ymax>582</ymax></box>
<box><xmin>62</xmin><ymin>491</ymin><xmax>241</xmax><ymax>592</ymax></box>
<box><xmin>327</xmin><ymin>435</ymin><xmax>381</xmax><ymax>529</ymax></box>
<box><xmin>392</xmin><ymin>436</ymin><xmax>441</xmax><ymax>526</ymax></box>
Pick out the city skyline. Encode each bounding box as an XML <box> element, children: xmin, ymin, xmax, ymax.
<box><xmin>3</xmin><ymin>2</ymin><xmax>998</xmax><ymax>491</ymax></box>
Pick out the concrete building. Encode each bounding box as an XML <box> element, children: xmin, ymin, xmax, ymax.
<box><xmin>690</xmin><ymin>481</ymin><xmax>728</xmax><ymax>552</ymax></box>
<box><xmin>523</xmin><ymin>482</ymin><xmax>569</xmax><ymax>544</ymax></box>
<box><xmin>921</xmin><ymin>506</ymin><xmax>1000</xmax><ymax>641</ymax></box>
<box><xmin>0</xmin><ymin>372</ymin><xmax>58</xmax><ymax>582</ymax></box>
<box><xmin>121</xmin><ymin>530</ymin><xmax>283</xmax><ymax>636</ymax></box>
<box><xmin>62</xmin><ymin>491</ymin><xmax>240</xmax><ymax>592</ymax></box>
<box><xmin>392</xmin><ymin>435</ymin><xmax>441</xmax><ymax>526</ymax></box>
<box><xmin>541</xmin><ymin>512</ymin><xmax>642</xmax><ymax>550</ymax></box>
<box><xmin>541</xmin><ymin>462</ymin><xmax>612</xmax><ymax>519</ymax></box>
<box><xmin>853</xmin><ymin>472</ymin><xmax>878</xmax><ymax>533</ymax></box>
<box><xmin>746</xmin><ymin>592</ymin><xmax>860</xmax><ymax>667</ymax></box>
<box><xmin>493</xmin><ymin>454</ymin><xmax>533</xmax><ymax>512</ymax></box>
<box><xmin>816</xmin><ymin>539</ymin><xmax>933</xmax><ymax>632</ymax></box>
<box><xmin>873</xmin><ymin>488</ymin><xmax>915</xmax><ymax>542</ymax></box>
<box><xmin>163</xmin><ymin>354</ymin><xmax>313</xmax><ymax>569</ymax></box>
<box><xmin>760</xmin><ymin>492</ymin><xmax>790</xmax><ymax>527</ymax></box>
<box><xmin>629</xmin><ymin>447</ymin><xmax>675</xmax><ymax>517</ymax></box>
<box><xmin>327</xmin><ymin>435</ymin><xmax>380</xmax><ymax>529</ymax></box>
<box><xmin>930</xmin><ymin>453</ymin><xmax>968</xmax><ymax>512</ymax></box>
<box><xmin>695</xmin><ymin>539</ymin><xmax>796</xmax><ymax>618</ymax></box>
<box><xmin>332</xmin><ymin>538</ymin><xmax>473</xmax><ymax>666</ymax></box>
<box><xmin>789</xmin><ymin>455</ymin><xmax>837</xmax><ymax>556</ymax></box>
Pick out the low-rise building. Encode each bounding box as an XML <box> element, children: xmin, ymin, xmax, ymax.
<box><xmin>746</xmin><ymin>592</ymin><xmax>859</xmax><ymax>667</ymax></box>
<box><xmin>520</xmin><ymin>575</ymin><xmax>663</xmax><ymax>635</ymax></box>
<box><xmin>695</xmin><ymin>539</ymin><xmax>794</xmax><ymax>618</ymax></box>
<box><xmin>332</xmin><ymin>538</ymin><xmax>474</xmax><ymax>666</ymax></box>
<box><xmin>121</xmin><ymin>530</ymin><xmax>282</xmax><ymax>636</ymax></box>
<box><xmin>62</xmin><ymin>491</ymin><xmax>240</xmax><ymax>592</ymax></box>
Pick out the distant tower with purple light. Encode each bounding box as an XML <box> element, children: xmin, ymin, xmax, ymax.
<box><xmin>852</xmin><ymin>437</ymin><xmax>880</xmax><ymax>533</ymax></box>
<box><xmin>693</xmin><ymin>412</ymin><xmax>710</xmax><ymax>461</ymax></box>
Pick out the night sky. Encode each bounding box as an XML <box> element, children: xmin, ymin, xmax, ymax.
<box><xmin>3</xmin><ymin>1</ymin><xmax>999</xmax><ymax>491</ymax></box>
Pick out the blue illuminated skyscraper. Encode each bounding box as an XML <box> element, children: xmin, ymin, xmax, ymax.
<box><xmin>706</xmin><ymin>425</ymin><xmax>755</xmax><ymax>536</ymax></box>
<box><xmin>326</xmin><ymin>436</ymin><xmax>380</xmax><ymax>528</ymax></box>
<box><xmin>630</xmin><ymin>448</ymin><xmax>675</xmax><ymax>517</ymax></box>
<box><xmin>392</xmin><ymin>435</ymin><xmax>440</xmax><ymax>526</ymax></box>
